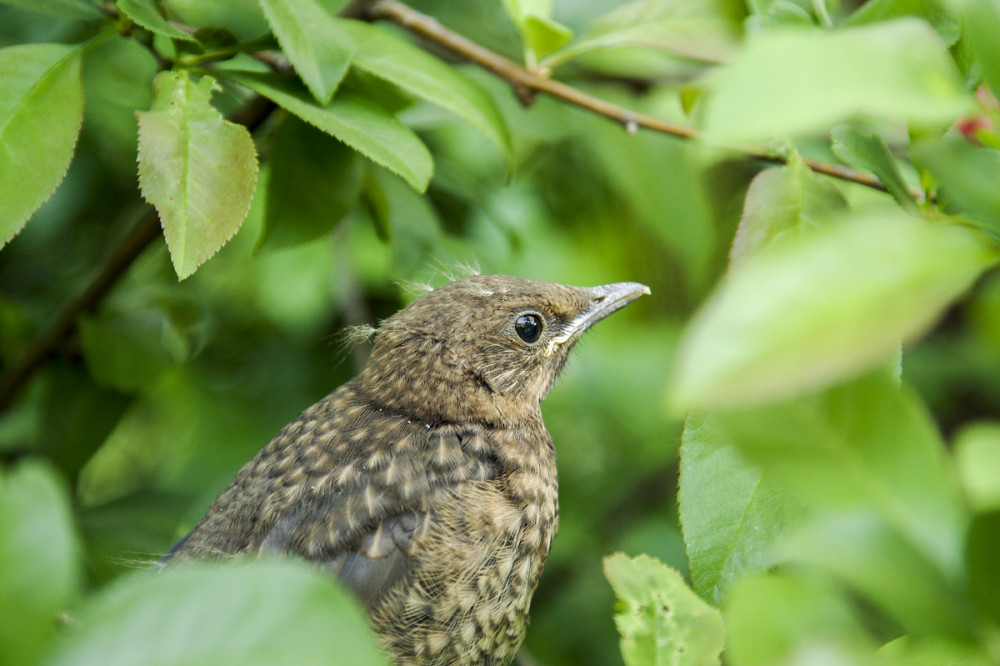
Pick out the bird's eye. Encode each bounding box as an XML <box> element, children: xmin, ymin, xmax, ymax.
<box><xmin>515</xmin><ymin>313</ymin><xmax>543</xmax><ymax>343</ymax></box>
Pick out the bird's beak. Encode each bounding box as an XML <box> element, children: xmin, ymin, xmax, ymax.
<box><xmin>544</xmin><ymin>282</ymin><xmax>651</xmax><ymax>357</ymax></box>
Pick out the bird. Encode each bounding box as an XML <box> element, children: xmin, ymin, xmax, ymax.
<box><xmin>163</xmin><ymin>274</ymin><xmax>650</xmax><ymax>666</ymax></box>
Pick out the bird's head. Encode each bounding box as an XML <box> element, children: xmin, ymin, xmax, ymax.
<box><xmin>357</xmin><ymin>275</ymin><xmax>650</xmax><ymax>427</ymax></box>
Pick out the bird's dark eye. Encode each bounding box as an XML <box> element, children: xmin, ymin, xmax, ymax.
<box><xmin>515</xmin><ymin>314</ymin><xmax>543</xmax><ymax>343</ymax></box>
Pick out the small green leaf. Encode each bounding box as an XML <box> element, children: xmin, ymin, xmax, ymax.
<box><xmin>678</xmin><ymin>413</ymin><xmax>808</xmax><ymax>605</ymax></box>
<box><xmin>954</xmin><ymin>422</ymin><xmax>1000</xmax><ymax>512</ymax></box>
<box><xmin>258</xmin><ymin>0</ymin><xmax>352</xmax><ymax>104</ymax></box>
<box><xmin>522</xmin><ymin>14</ymin><xmax>574</xmax><ymax>60</ymax></box>
<box><xmin>335</xmin><ymin>19</ymin><xmax>513</xmax><ymax>165</ymax></box>
<box><xmin>730</xmin><ymin>159</ymin><xmax>848</xmax><ymax>269</ymax></box>
<box><xmin>725</xmin><ymin>571</ymin><xmax>876</xmax><ymax>666</ymax></box>
<box><xmin>259</xmin><ymin>114</ymin><xmax>364</xmax><ymax>250</ymax></box>
<box><xmin>671</xmin><ymin>212</ymin><xmax>998</xmax><ymax>411</ymax></box>
<box><xmin>0</xmin><ymin>461</ymin><xmax>81</xmax><ymax>665</ymax></box>
<box><xmin>0</xmin><ymin>0</ymin><xmax>101</xmax><ymax>19</ymax></box>
<box><xmin>49</xmin><ymin>560</ymin><xmax>387</xmax><ymax>666</ymax></box>
<box><xmin>224</xmin><ymin>70</ymin><xmax>432</xmax><ymax>192</ymax></box>
<box><xmin>831</xmin><ymin>124</ymin><xmax>917</xmax><ymax>212</ymax></box>
<box><xmin>0</xmin><ymin>43</ymin><xmax>83</xmax><ymax>247</ymax></box>
<box><xmin>912</xmin><ymin>138</ymin><xmax>1000</xmax><ymax>235</ymax></box>
<box><xmin>116</xmin><ymin>0</ymin><xmax>197</xmax><ymax>42</ymax></box>
<box><xmin>702</xmin><ymin>19</ymin><xmax>968</xmax><ymax>142</ymax></box>
<box><xmin>137</xmin><ymin>71</ymin><xmax>259</xmax><ymax>280</ymax></box>
<box><xmin>604</xmin><ymin>553</ymin><xmax>725</xmax><ymax>666</ymax></box>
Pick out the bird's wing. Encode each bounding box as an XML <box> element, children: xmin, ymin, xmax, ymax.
<box><xmin>166</xmin><ymin>384</ymin><xmax>500</xmax><ymax>607</ymax></box>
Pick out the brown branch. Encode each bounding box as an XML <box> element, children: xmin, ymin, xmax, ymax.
<box><xmin>363</xmin><ymin>0</ymin><xmax>889</xmax><ymax>194</ymax></box>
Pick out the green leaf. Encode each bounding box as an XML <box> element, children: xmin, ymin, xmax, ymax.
<box><xmin>137</xmin><ymin>71</ymin><xmax>259</xmax><ymax>280</ymax></box>
<box><xmin>521</xmin><ymin>14</ymin><xmax>574</xmax><ymax>60</ymax></box>
<box><xmin>335</xmin><ymin>19</ymin><xmax>513</xmax><ymax>165</ymax></box>
<box><xmin>958</xmin><ymin>0</ymin><xmax>1000</xmax><ymax>99</ymax></box>
<box><xmin>258</xmin><ymin>0</ymin><xmax>352</xmax><ymax>105</ymax></box>
<box><xmin>670</xmin><ymin>212</ymin><xmax>998</xmax><ymax>411</ymax></box>
<box><xmin>0</xmin><ymin>461</ymin><xmax>81</xmax><ymax>665</ymax></box>
<box><xmin>259</xmin><ymin>114</ymin><xmax>364</xmax><ymax>250</ymax></box>
<box><xmin>604</xmin><ymin>553</ymin><xmax>725</xmax><ymax>666</ymax></box>
<box><xmin>224</xmin><ymin>70</ymin><xmax>432</xmax><ymax>192</ymax></box>
<box><xmin>724</xmin><ymin>571</ymin><xmax>876</xmax><ymax>666</ymax></box>
<box><xmin>831</xmin><ymin>124</ymin><xmax>917</xmax><ymax>212</ymax></box>
<box><xmin>702</xmin><ymin>19</ymin><xmax>968</xmax><ymax>142</ymax></box>
<box><xmin>954</xmin><ymin>422</ymin><xmax>1000</xmax><ymax>512</ymax></box>
<box><xmin>730</xmin><ymin>159</ymin><xmax>848</xmax><ymax>269</ymax></box>
<box><xmin>912</xmin><ymin>138</ymin><xmax>1000</xmax><ymax>235</ymax></box>
<box><xmin>116</xmin><ymin>0</ymin><xmax>197</xmax><ymax>42</ymax></box>
<box><xmin>0</xmin><ymin>0</ymin><xmax>101</xmax><ymax>19</ymax></box>
<box><xmin>711</xmin><ymin>372</ymin><xmax>974</xmax><ymax>635</ymax></box>
<box><xmin>49</xmin><ymin>560</ymin><xmax>387</xmax><ymax>666</ymax></box>
<box><xmin>678</xmin><ymin>413</ymin><xmax>808</xmax><ymax>605</ymax></box>
<box><xmin>845</xmin><ymin>0</ymin><xmax>960</xmax><ymax>45</ymax></box>
<box><xmin>0</xmin><ymin>43</ymin><xmax>83</xmax><ymax>247</ymax></box>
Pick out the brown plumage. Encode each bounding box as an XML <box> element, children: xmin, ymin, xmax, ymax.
<box><xmin>164</xmin><ymin>274</ymin><xmax>650</xmax><ymax>665</ymax></box>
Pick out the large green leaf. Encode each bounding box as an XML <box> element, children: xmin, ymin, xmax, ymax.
<box><xmin>678</xmin><ymin>413</ymin><xmax>807</xmax><ymax>605</ymax></box>
<box><xmin>604</xmin><ymin>553</ymin><xmax>725</xmax><ymax>666</ymax></box>
<box><xmin>0</xmin><ymin>43</ymin><xmax>83</xmax><ymax>247</ymax></box>
<box><xmin>711</xmin><ymin>371</ymin><xmax>974</xmax><ymax>636</ymax></box>
<box><xmin>0</xmin><ymin>462</ymin><xmax>81</xmax><ymax>665</ymax></box>
<box><xmin>258</xmin><ymin>0</ymin><xmax>352</xmax><ymax>104</ymax></box>
<box><xmin>702</xmin><ymin>19</ymin><xmax>968</xmax><ymax>142</ymax></box>
<box><xmin>845</xmin><ymin>0</ymin><xmax>960</xmax><ymax>45</ymax></box>
<box><xmin>670</xmin><ymin>212</ymin><xmax>997</xmax><ymax>411</ymax></box>
<box><xmin>49</xmin><ymin>560</ymin><xmax>387</xmax><ymax>666</ymax></box>
<box><xmin>137</xmin><ymin>71</ymin><xmax>259</xmax><ymax>280</ymax></box>
<box><xmin>335</xmin><ymin>19</ymin><xmax>512</xmax><ymax>165</ymax></box>
<box><xmin>224</xmin><ymin>70</ymin><xmax>432</xmax><ymax>192</ymax></box>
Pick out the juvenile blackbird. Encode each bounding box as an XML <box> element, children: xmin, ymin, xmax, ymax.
<box><xmin>165</xmin><ymin>274</ymin><xmax>650</xmax><ymax>666</ymax></box>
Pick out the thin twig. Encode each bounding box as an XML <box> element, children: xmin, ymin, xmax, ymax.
<box><xmin>363</xmin><ymin>0</ymin><xmax>889</xmax><ymax>194</ymax></box>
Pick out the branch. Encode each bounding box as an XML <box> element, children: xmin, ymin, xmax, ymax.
<box><xmin>363</xmin><ymin>0</ymin><xmax>888</xmax><ymax>194</ymax></box>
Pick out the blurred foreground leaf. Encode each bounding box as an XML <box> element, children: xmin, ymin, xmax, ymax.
<box><xmin>0</xmin><ymin>461</ymin><xmax>81</xmax><ymax>665</ymax></box>
<box><xmin>49</xmin><ymin>559</ymin><xmax>387</xmax><ymax>666</ymax></box>
<box><xmin>671</xmin><ymin>212</ymin><xmax>997</xmax><ymax>411</ymax></box>
<box><xmin>703</xmin><ymin>19</ymin><xmax>967</xmax><ymax>142</ymax></box>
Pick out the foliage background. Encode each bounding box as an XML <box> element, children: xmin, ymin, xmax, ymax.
<box><xmin>2</xmin><ymin>0</ymin><xmax>1000</xmax><ymax>664</ymax></box>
